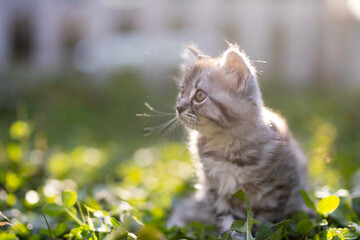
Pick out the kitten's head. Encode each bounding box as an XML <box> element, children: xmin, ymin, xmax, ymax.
<box><xmin>175</xmin><ymin>44</ymin><xmax>263</xmax><ymax>136</ymax></box>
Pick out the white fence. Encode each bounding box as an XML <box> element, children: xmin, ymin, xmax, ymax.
<box><xmin>0</xmin><ymin>0</ymin><xmax>359</xmax><ymax>83</ymax></box>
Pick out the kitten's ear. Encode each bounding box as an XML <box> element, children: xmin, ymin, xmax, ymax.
<box><xmin>181</xmin><ymin>45</ymin><xmax>202</xmax><ymax>70</ymax></box>
<box><xmin>220</xmin><ymin>47</ymin><xmax>251</xmax><ymax>91</ymax></box>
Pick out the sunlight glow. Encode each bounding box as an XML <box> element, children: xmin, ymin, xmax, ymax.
<box><xmin>134</xmin><ymin>148</ymin><xmax>154</xmax><ymax>167</ymax></box>
<box><xmin>84</xmin><ymin>148</ymin><xmax>103</xmax><ymax>166</ymax></box>
<box><xmin>347</xmin><ymin>0</ymin><xmax>360</xmax><ymax>20</ymax></box>
<box><xmin>25</xmin><ymin>190</ymin><xmax>39</xmax><ymax>205</ymax></box>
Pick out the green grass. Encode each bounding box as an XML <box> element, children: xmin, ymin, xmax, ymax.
<box><xmin>0</xmin><ymin>72</ymin><xmax>359</xmax><ymax>239</ymax></box>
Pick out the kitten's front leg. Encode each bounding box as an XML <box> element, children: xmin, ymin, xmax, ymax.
<box><xmin>216</xmin><ymin>211</ymin><xmax>235</xmax><ymax>234</ymax></box>
<box><xmin>214</xmin><ymin>197</ymin><xmax>236</xmax><ymax>233</ymax></box>
<box><xmin>206</xmin><ymin>187</ymin><xmax>233</xmax><ymax>233</ymax></box>
<box><xmin>167</xmin><ymin>194</ymin><xmax>214</xmax><ymax>228</ymax></box>
<box><xmin>216</xmin><ymin>209</ymin><xmax>245</xmax><ymax>240</ymax></box>
<box><xmin>214</xmin><ymin>197</ymin><xmax>246</xmax><ymax>239</ymax></box>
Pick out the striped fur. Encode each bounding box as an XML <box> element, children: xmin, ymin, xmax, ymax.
<box><xmin>168</xmin><ymin>44</ymin><xmax>309</xmax><ymax>234</ymax></box>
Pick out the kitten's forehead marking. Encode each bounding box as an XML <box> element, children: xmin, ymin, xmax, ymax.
<box><xmin>184</xmin><ymin>65</ymin><xmax>201</xmax><ymax>87</ymax></box>
<box><xmin>194</xmin><ymin>77</ymin><xmax>202</xmax><ymax>88</ymax></box>
<box><xmin>193</xmin><ymin>68</ymin><xmax>213</xmax><ymax>89</ymax></box>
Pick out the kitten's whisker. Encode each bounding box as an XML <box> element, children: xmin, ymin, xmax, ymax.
<box><xmin>198</xmin><ymin>54</ymin><xmax>211</xmax><ymax>59</ymax></box>
<box><xmin>252</xmin><ymin>60</ymin><xmax>267</xmax><ymax>63</ymax></box>
<box><xmin>178</xmin><ymin>119</ymin><xmax>195</xmax><ymax>156</ymax></box>
<box><xmin>159</xmin><ymin>119</ymin><xmax>178</xmax><ymax>145</ymax></box>
<box><xmin>157</xmin><ymin>117</ymin><xmax>178</xmax><ymax>145</ymax></box>
<box><xmin>178</xmin><ymin>127</ymin><xmax>189</xmax><ymax>157</ymax></box>
<box><xmin>145</xmin><ymin>117</ymin><xmax>177</xmax><ymax>131</ymax></box>
<box><xmin>178</xmin><ymin>122</ymin><xmax>188</xmax><ymax>143</ymax></box>
<box><xmin>145</xmin><ymin>96</ymin><xmax>174</xmax><ymax>110</ymax></box>
<box><xmin>136</xmin><ymin>113</ymin><xmax>151</xmax><ymax>117</ymax></box>
<box><xmin>192</xmin><ymin>120</ymin><xmax>196</xmax><ymax>130</ymax></box>
<box><xmin>144</xmin><ymin>102</ymin><xmax>174</xmax><ymax>116</ymax></box>
<box><xmin>144</xmin><ymin>117</ymin><xmax>177</xmax><ymax>137</ymax></box>
<box><xmin>178</xmin><ymin>140</ymin><xmax>188</xmax><ymax>158</ymax></box>
<box><xmin>144</xmin><ymin>102</ymin><xmax>154</xmax><ymax>111</ymax></box>
<box><xmin>136</xmin><ymin>112</ymin><xmax>174</xmax><ymax>117</ymax></box>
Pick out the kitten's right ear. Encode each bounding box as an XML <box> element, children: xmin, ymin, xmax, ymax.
<box><xmin>220</xmin><ymin>47</ymin><xmax>252</xmax><ymax>92</ymax></box>
<box><xmin>181</xmin><ymin>45</ymin><xmax>202</xmax><ymax>70</ymax></box>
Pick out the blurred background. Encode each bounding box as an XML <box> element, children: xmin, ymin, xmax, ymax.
<box><xmin>0</xmin><ymin>0</ymin><xmax>360</xmax><ymax>235</ymax></box>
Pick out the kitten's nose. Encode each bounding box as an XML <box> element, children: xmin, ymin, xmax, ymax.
<box><xmin>176</xmin><ymin>106</ymin><xmax>186</xmax><ymax>114</ymax></box>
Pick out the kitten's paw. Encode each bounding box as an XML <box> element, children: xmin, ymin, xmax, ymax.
<box><xmin>167</xmin><ymin>196</ymin><xmax>215</xmax><ymax>228</ymax></box>
<box><xmin>220</xmin><ymin>230</ymin><xmax>245</xmax><ymax>240</ymax></box>
<box><xmin>231</xmin><ymin>231</ymin><xmax>245</xmax><ymax>240</ymax></box>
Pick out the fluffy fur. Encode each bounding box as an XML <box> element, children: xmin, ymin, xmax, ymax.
<box><xmin>168</xmin><ymin>43</ymin><xmax>308</xmax><ymax>234</ymax></box>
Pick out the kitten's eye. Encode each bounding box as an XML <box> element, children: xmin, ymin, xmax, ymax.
<box><xmin>194</xmin><ymin>89</ymin><xmax>207</xmax><ymax>102</ymax></box>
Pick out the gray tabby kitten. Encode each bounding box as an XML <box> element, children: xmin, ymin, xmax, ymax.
<box><xmin>168</xmin><ymin>43</ymin><xmax>308</xmax><ymax>233</ymax></box>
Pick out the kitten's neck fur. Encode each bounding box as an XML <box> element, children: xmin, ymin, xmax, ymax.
<box><xmin>191</xmin><ymin>107</ymin><xmax>275</xmax><ymax>162</ymax></box>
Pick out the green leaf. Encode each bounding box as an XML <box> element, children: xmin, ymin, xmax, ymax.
<box><xmin>54</xmin><ymin>222</ymin><xmax>68</xmax><ymax>237</ymax></box>
<box><xmin>231</xmin><ymin>205</ymin><xmax>260</xmax><ymax>240</ymax></box>
<box><xmin>296</xmin><ymin>219</ymin><xmax>314</xmax><ymax>235</ymax></box>
<box><xmin>328</xmin><ymin>194</ymin><xmax>356</xmax><ymax>227</ymax></box>
<box><xmin>255</xmin><ymin>223</ymin><xmax>274</xmax><ymax>240</ymax></box>
<box><xmin>317</xmin><ymin>195</ymin><xmax>340</xmax><ymax>216</ymax></box>
<box><xmin>326</xmin><ymin>228</ymin><xmax>358</xmax><ymax>240</ymax></box>
<box><xmin>0</xmin><ymin>232</ymin><xmax>17</xmax><ymax>240</ymax></box>
<box><xmin>122</xmin><ymin>214</ymin><xmax>143</xmax><ymax>233</ymax></box>
<box><xmin>30</xmin><ymin>234</ymin><xmax>42</xmax><ymax>240</ymax></box>
<box><xmin>246</xmin><ymin>208</ymin><xmax>261</xmax><ymax>240</ymax></box>
<box><xmin>70</xmin><ymin>227</ymin><xmax>82</xmax><ymax>239</ymax></box>
<box><xmin>349</xmin><ymin>223</ymin><xmax>360</xmax><ymax>234</ymax></box>
<box><xmin>40</xmin><ymin>228</ymin><xmax>52</xmax><ymax>237</ymax></box>
<box><xmin>221</xmin><ymin>231</ymin><xmax>232</xmax><ymax>240</ymax></box>
<box><xmin>110</xmin><ymin>217</ymin><xmax>128</xmax><ymax>236</ymax></box>
<box><xmin>269</xmin><ymin>226</ymin><xmax>283</xmax><ymax>240</ymax></box>
<box><xmin>273</xmin><ymin>219</ymin><xmax>291</xmax><ymax>230</ymax></box>
<box><xmin>64</xmin><ymin>207</ymin><xmax>83</xmax><ymax>226</ymax></box>
<box><xmin>190</xmin><ymin>221</ymin><xmax>205</xmax><ymax>240</ymax></box>
<box><xmin>81</xmin><ymin>230</ymin><xmax>98</xmax><ymax>240</ymax></box>
<box><xmin>205</xmin><ymin>228</ymin><xmax>220</xmax><ymax>239</ymax></box>
<box><xmin>232</xmin><ymin>189</ymin><xmax>247</xmax><ymax>202</ymax></box>
<box><xmin>231</xmin><ymin>220</ymin><xmax>246</xmax><ymax>232</ymax></box>
<box><xmin>230</xmin><ymin>190</ymin><xmax>260</xmax><ymax>240</ymax></box>
<box><xmin>84</xmin><ymin>204</ymin><xmax>97</xmax><ymax>212</ymax></box>
<box><xmin>42</xmin><ymin>203</ymin><xmax>64</xmax><ymax>217</ymax></box>
<box><xmin>62</xmin><ymin>190</ymin><xmax>77</xmax><ymax>207</ymax></box>
<box><xmin>301</xmin><ymin>190</ymin><xmax>317</xmax><ymax>211</ymax></box>
<box><xmin>110</xmin><ymin>217</ymin><xmax>121</xmax><ymax>228</ymax></box>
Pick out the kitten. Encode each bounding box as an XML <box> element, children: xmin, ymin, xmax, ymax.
<box><xmin>168</xmin><ymin>43</ymin><xmax>309</xmax><ymax>234</ymax></box>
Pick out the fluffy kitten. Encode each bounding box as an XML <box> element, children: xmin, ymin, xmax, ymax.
<box><xmin>168</xmin><ymin>43</ymin><xmax>309</xmax><ymax>234</ymax></box>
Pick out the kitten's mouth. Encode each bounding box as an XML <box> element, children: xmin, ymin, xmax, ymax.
<box><xmin>177</xmin><ymin>111</ymin><xmax>198</xmax><ymax>129</ymax></box>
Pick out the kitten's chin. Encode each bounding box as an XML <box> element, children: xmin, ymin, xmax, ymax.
<box><xmin>177</xmin><ymin>116</ymin><xmax>221</xmax><ymax>136</ymax></box>
<box><xmin>195</xmin><ymin>119</ymin><xmax>226</xmax><ymax>136</ymax></box>
<box><xmin>177</xmin><ymin>115</ymin><xmax>216</xmax><ymax>134</ymax></box>
<box><xmin>196</xmin><ymin>125</ymin><xmax>218</xmax><ymax>136</ymax></box>
<box><xmin>178</xmin><ymin>119</ymin><xmax>197</xmax><ymax>130</ymax></box>
<box><xmin>177</xmin><ymin>115</ymin><xmax>194</xmax><ymax>129</ymax></box>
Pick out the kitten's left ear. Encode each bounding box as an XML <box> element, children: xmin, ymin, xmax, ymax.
<box><xmin>181</xmin><ymin>45</ymin><xmax>203</xmax><ymax>70</ymax></box>
<box><xmin>220</xmin><ymin>47</ymin><xmax>252</xmax><ymax>91</ymax></box>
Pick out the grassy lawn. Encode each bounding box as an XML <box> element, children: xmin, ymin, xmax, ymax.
<box><xmin>0</xmin><ymin>71</ymin><xmax>359</xmax><ymax>239</ymax></box>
